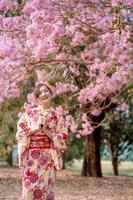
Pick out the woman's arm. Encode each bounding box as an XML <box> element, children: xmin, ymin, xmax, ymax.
<box><xmin>39</xmin><ymin>109</ymin><xmax>68</xmax><ymax>151</ymax></box>
<box><xmin>15</xmin><ymin>112</ymin><xmax>31</xmax><ymax>168</ymax></box>
<box><xmin>52</xmin><ymin>113</ymin><xmax>68</xmax><ymax>153</ymax></box>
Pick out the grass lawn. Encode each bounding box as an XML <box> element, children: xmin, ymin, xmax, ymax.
<box><xmin>66</xmin><ymin>159</ymin><xmax>133</xmax><ymax>176</ymax></box>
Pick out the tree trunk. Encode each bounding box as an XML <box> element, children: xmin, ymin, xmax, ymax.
<box><xmin>81</xmin><ymin>111</ymin><xmax>105</xmax><ymax>177</ymax></box>
<box><xmin>112</xmin><ymin>154</ymin><xmax>119</xmax><ymax>176</ymax></box>
<box><xmin>4</xmin><ymin>144</ymin><xmax>13</xmax><ymax>166</ymax></box>
<box><xmin>6</xmin><ymin>150</ymin><xmax>13</xmax><ymax>166</ymax></box>
<box><xmin>62</xmin><ymin>151</ymin><xmax>66</xmax><ymax>169</ymax></box>
<box><xmin>81</xmin><ymin>125</ymin><xmax>102</xmax><ymax>177</ymax></box>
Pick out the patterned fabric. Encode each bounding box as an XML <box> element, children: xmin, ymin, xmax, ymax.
<box><xmin>16</xmin><ymin>105</ymin><xmax>68</xmax><ymax>200</ymax></box>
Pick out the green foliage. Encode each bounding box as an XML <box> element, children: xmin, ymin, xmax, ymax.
<box><xmin>66</xmin><ymin>132</ymin><xmax>85</xmax><ymax>162</ymax></box>
<box><xmin>101</xmin><ymin>98</ymin><xmax>133</xmax><ymax>163</ymax></box>
<box><xmin>0</xmin><ymin>74</ymin><xmax>36</xmax><ymax>161</ymax></box>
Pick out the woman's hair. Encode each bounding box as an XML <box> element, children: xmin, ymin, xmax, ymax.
<box><xmin>34</xmin><ymin>83</ymin><xmax>52</xmax><ymax>99</ymax></box>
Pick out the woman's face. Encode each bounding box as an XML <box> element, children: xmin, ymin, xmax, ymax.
<box><xmin>37</xmin><ymin>86</ymin><xmax>52</xmax><ymax>105</ymax></box>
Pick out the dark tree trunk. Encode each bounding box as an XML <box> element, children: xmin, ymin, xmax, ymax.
<box><xmin>81</xmin><ymin>111</ymin><xmax>105</xmax><ymax>177</ymax></box>
<box><xmin>62</xmin><ymin>151</ymin><xmax>66</xmax><ymax>169</ymax></box>
<box><xmin>112</xmin><ymin>154</ymin><xmax>119</xmax><ymax>176</ymax></box>
<box><xmin>6</xmin><ymin>151</ymin><xmax>13</xmax><ymax>166</ymax></box>
<box><xmin>81</xmin><ymin>126</ymin><xmax>102</xmax><ymax>177</ymax></box>
<box><xmin>5</xmin><ymin>144</ymin><xmax>13</xmax><ymax>166</ymax></box>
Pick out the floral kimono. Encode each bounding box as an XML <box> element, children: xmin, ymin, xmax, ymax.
<box><xmin>15</xmin><ymin>105</ymin><xmax>68</xmax><ymax>200</ymax></box>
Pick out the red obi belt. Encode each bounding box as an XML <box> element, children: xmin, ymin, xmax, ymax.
<box><xmin>29</xmin><ymin>132</ymin><xmax>56</xmax><ymax>149</ymax></box>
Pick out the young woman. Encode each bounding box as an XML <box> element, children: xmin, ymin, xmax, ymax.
<box><xmin>16</xmin><ymin>83</ymin><xmax>68</xmax><ymax>200</ymax></box>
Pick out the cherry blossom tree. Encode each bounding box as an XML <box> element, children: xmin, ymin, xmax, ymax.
<box><xmin>0</xmin><ymin>0</ymin><xmax>133</xmax><ymax>176</ymax></box>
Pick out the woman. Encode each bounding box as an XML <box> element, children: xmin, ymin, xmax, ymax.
<box><xmin>15</xmin><ymin>83</ymin><xmax>68</xmax><ymax>200</ymax></box>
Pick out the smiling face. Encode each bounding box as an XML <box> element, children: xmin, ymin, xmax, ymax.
<box><xmin>34</xmin><ymin>84</ymin><xmax>52</xmax><ymax>106</ymax></box>
<box><xmin>38</xmin><ymin>85</ymin><xmax>52</xmax><ymax>101</ymax></box>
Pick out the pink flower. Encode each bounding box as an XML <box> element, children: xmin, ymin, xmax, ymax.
<box><xmin>3</xmin><ymin>18</ymin><xmax>14</xmax><ymax>29</ymax></box>
<box><xmin>124</xmin><ymin>0</ymin><xmax>133</xmax><ymax>6</ymax></box>
<box><xmin>31</xmin><ymin>150</ymin><xmax>40</xmax><ymax>159</ymax></box>
<box><xmin>70</xmin><ymin>123</ymin><xmax>78</xmax><ymax>133</ymax></box>
<box><xmin>91</xmin><ymin>108</ymin><xmax>102</xmax><ymax>116</ymax></box>
<box><xmin>27</xmin><ymin>159</ymin><xmax>34</xmax><ymax>167</ymax></box>
<box><xmin>24</xmin><ymin>178</ymin><xmax>31</xmax><ymax>188</ymax></box>
<box><xmin>47</xmin><ymin>192</ymin><xmax>54</xmax><ymax>200</ymax></box>
<box><xmin>65</xmin><ymin>25</ymin><xmax>76</xmax><ymax>36</ymax></box>
<box><xmin>119</xmin><ymin>103</ymin><xmax>128</xmax><ymax>112</ymax></box>
<box><xmin>55</xmin><ymin>83</ymin><xmax>78</xmax><ymax>95</ymax></box>
<box><xmin>81</xmin><ymin>113</ymin><xmax>94</xmax><ymax>135</ymax></box>
<box><xmin>26</xmin><ymin>39</ymin><xmax>37</xmax><ymax>48</ymax></box>
<box><xmin>55</xmin><ymin>53</ymin><xmax>66</xmax><ymax>61</ymax></box>
<box><xmin>72</xmin><ymin>32</ymin><xmax>84</xmax><ymax>46</ymax></box>
<box><xmin>19</xmin><ymin>121</ymin><xmax>30</xmax><ymax>136</ymax></box>
<box><xmin>38</xmin><ymin>155</ymin><xmax>49</xmax><ymax>166</ymax></box>
<box><xmin>111</xmin><ymin>0</ymin><xmax>120</xmax><ymax>7</ymax></box>
<box><xmin>19</xmin><ymin>122</ymin><xmax>26</xmax><ymax>129</ymax></box>
<box><xmin>35</xmin><ymin>69</ymin><xmax>48</xmax><ymax>84</ymax></box>
<box><xmin>55</xmin><ymin>106</ymin><xmax>68</xmax><ymax>116</ymax></box>
<box><xmin>26</xmin><ymin>109</ymin><xmax>38</xmax><ymax>118</ymax></box>
<box><xmin>9</xmin><ymin>87</ymin><xmax>20</xmax><ymax>97</ymax></box>
<box><xmin>33</xmin><ymin>45</ymin><xmax>48</xmax><ymax>60</ymax></box>
<box><xmin>0</xmin><ymin>0</ymin><xmax>15</xmax><ymax>11</ymax></box>
<box><xmin>33</xmin><ymin>188</ymin><xmax>42</xmax><ymax>199</ymax></box>
<box><xmin>48</xmin><ymin>111</ymin><xmax>58</xmax><ymax>122</ymax></box>
<box><xmin>29</xmin><ymin>173</ymin><xmax>39</xmax><ymax>183</ymax></box>
<box><xmin>81</xmin><ymin>51</ymin><xmax>93</xmax><ymax>61</ymax></box>
<box><xmin>48</xmin><ymin>177</ymin><xmax>53</xmax><ymax>185</ymax></box>
<box><xmin>52</xmin><ymin>24</ymin><xmax>65</xmax><ymax>38</ymax></box>
<box><xmin>76</xmin><ymin>134</ymin><xmax>81</xmax><ymax>139</ymax></box>
<box><xmin>23</xmin><ymin>2</ymin><xmax>34</xmax><ymax>16</ymax></box>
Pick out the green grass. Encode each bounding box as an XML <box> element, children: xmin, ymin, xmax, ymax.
<box><xmin>66</xmin><ymin>159</ymin><xmax>133</xmax><ymax>176</ymax></box>
<box><xmin>102</xmin><ymin>160</ymin><xmax>133</xmax><ymax>176</ymax></box>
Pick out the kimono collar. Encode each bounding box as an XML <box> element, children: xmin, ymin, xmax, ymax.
<box><xmin>37</xmin><ymin>104</ymin><xmax>54</xmax><ymax>112</ymax></box>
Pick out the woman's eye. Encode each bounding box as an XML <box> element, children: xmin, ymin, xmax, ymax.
<box><xmin>42</xmin><ymin>91</ymin><xmax>49</xmax><ymax>95</ymax></box>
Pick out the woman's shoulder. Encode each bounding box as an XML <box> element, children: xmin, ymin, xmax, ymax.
<box><xmin>25</xmin><ymin>105</ymin><xmax>39</xmax><ymax>117</ymax></box>
<box><xmin>47</xmin><ymin>107</ymin><xmax>59</xmax><ymax>122</ymax></box>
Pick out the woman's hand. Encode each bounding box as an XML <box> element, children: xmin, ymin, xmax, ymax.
<box><xmin>30</xmin><ymin>125</ymin><xmax>42</xmax><ymax>135</ymax></box>
<box><xmin>41</xmin><ymin>124</ymin><xmax>53</xmax><ymax>140</ymax></box>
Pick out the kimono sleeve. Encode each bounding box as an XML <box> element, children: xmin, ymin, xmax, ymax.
<box><xmin>52</xmin><ymin>113</ymin><xmax>68</xmax><ymax>152</ymax></box>
<box><xmin>15</xmin><ymin>112</ymin><xmax>31</xmax><ymax>168</ymax></box>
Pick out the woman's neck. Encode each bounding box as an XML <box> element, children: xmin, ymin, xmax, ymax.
<box><xmin>38</xmin><ymin>102</ymin><xmax>51</xmax><ymax>109</ymax></box>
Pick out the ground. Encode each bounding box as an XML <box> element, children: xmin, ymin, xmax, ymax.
<box><xmin>0</xmin><ymin>164</ymin><xmax>133</xmax><ymax>200</ymax></box>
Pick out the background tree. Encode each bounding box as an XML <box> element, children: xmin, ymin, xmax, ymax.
<box><xmin>101</xmin><ymin>93</ymin><xmax>133</xmax><ymax>175</ymax></box>
<box><xmin>0</xmin><ymin>0</ymin><xmax>133</xmax><ymax>177</ymax></box>
<box><xmin>0</xmin><ymin>75</ymin><xmax>36</xmax><ymax>165</ymax></box>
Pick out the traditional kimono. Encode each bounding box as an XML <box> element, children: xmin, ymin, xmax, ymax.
<box><xmin>15</xmin><ymin>105</ymin><xmax>68</xmax><ymax>200</ymax></box>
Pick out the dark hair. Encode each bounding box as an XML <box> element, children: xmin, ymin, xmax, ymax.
<box><xmin>34</xmin><ymin>83</ymin><xmax>52</xmax><ymax>99</ymax></box>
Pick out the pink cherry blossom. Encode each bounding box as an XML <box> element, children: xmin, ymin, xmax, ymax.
<box><xmin>55</xmin><ymin>53</ymin><xmax>67</xmax><ymax>61</ymax></box>
<box><xmin>0</xmin><ymin>0</ymin><xmax>18</xmax><ymax>11</ymax></box>
<box><xmin>119</xmin><ymin>103</ymin><xmax>129</xmax><ymax>112</ymax></box>
<box><xmin>76</xmin><ymin>134</ymin><xmax>81</xmax><ymax>139</ymax></box>
<box><xmin>55</xmin><ymin>82</ymin><xmax>78</xmax><ymax>96</ymax></box>
<box><xmin>0</xmin><ymin>0</ymin><xmax>133</xmax><ymax>137</ymax></box>
<box><xmin>91</xmin><ymin>108</ymin><xmax>102</xmax><ymax>116</ymax></box>
<box><xmin>71</xmin><ymin>32</ymin><xmax>84</xmax><ymax>46</ymax></box>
